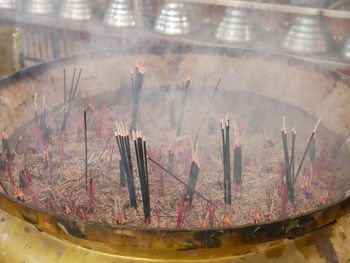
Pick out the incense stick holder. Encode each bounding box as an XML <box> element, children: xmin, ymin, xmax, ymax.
<box><xmin>27</xmin><ymin>0</ymin><xmax>55</xmax><ymax>15</ymax></box>
<box><xmin>214</xmin><ymin>8</ymin><xmax>253</xmax><ymax>44</ymax></box>
<box><xmin>154</xmin><ymin>2</ymin><xmax>194</xmax><ymax>35</ymax></box>
<box><xmin>282</xmin><ymin>1</ymin><xmax>333</xmax><ymax>54</ymax></box>
<box><xmin>60</xmin><ymin>0</ymin><xmax>92</xmax><ymax>20</ymax></box>
<box><xmin>281</xmin><ymin>14</ymin><xmax>334</xmax><ymax>54</ymax></box>
<box><xmin>103</xmin><ymin>0</ymin><xmax>135</xmax><ymax>27</ymax></box>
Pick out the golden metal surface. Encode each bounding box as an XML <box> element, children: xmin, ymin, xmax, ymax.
<box><xmin>0</xmin><ymin>190</ymin><xmax>349</xmax><ymax>261</ymax></box>
<box><xmin>0</xmin><ymin>26</ymin><xmax>20</xmax><ymax>77</ymax></box>
<box><xmin>0</xmin><ymin>207</ymin><xmax>349</xmax><ymax>262</ymax></box>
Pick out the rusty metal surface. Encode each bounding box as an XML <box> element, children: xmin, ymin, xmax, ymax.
<box><xmin>0</xmin><ymin>191</ymin><xmax>349</xmax><ymax>258</ymax></box>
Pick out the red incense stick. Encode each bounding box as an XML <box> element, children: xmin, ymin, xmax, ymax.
<box><xmin>176</xmin><ymin>196</ymin><xmax>186</xmax><ymax>228</ymax></box>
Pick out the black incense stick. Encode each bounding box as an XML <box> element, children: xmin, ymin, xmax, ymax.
<box><xmin>294</xmin><ymin>118</ymin><xmax>321</xmax><ymax>185</ymax></box>
<box><xmin>84</xmin><ymin>110</ymin><xmax>88</xmax><ymax>191</ymax></box>
<box><xmin>233</xmin><ymin>146</ymin><xmax>242</xmax><ymax>185</ymax></box>
<box><xmin>309</xmin><ymin>136</ymin><xmax>316</xmax><ymax>162</ymax></box>
<box><xmin>281</xmin><ymin>117</ymin><xmax>294</xmax><ymax>202</ymax></box>
<box><xmin>119</xmin><ymin>159</ymin><xmax>126</xmax><ymax>187</ymax></box>
<box><xmin>115</xmin><ymin>122</ymin><xmax>137</xmax><ymax>208</ymax></box>
<box><xmin>61</xmin><ymin>68</ymin><xmax>82</xmax><ymax>133</ymax></box>
<box><xmin>133</xmin><ymin>130</ymin><xmax>151</xmax><ymax>222</ymax></box>
<box><xmin>185</xmin><ymin>160</ymin><xmax>200</xmax><ymax>204</ymax></box>
<box><xmin>290</xmin><ymin>129</ymin><xmax>296</xmax><ymax>182</ymax></box>
<box><xmin>221</xmin><ymin>118</ymin><xmax>231</xmax><ymax>205</ymax></box>
<box><xmin>148</xmin><ymin>157</ymin><xmax>211</xmax><ymax>204</ymax></box>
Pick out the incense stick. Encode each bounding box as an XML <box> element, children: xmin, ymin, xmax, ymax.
<box><xmin>290</xmin><ymin>129</ymin><xmax>296</xmax><ymax>182</ymax></box>
<box><xmin>294</xmin><ymin>118</ymin><xmax>321</xmax><ymax>186</ymax></box>
<box><xmin>281</xmin><ymin>118</ymin><xmax>294</xmax><ymax>202</ymax></box>
<box><xmin>61</xmin><ymin>68</ymin><xmax>82</xmax><ymax>133</ymax></box>
<box><xmin>84</xmin><ymin>110</ymin><xmax>88</xmax><ymax>191</ymax></box>
<box><xmin>221</xmin><ymin>117</ymin><xmax>231</xmax><ymax>204</ymax></box>
<box><xmin>133</xmin><ymin>130</ymin><xmax>151</xmax><ymax>222</ymax></box>
<box><xmin>281</xmin><ymin>117</ymin><xmax>294</xmax><ymax>202</ymax></box>
<box><xmin>115</xmin><ymin>122</ymin><xmax>137</xmax><ymax>208</ymax></box>
<box><xmin>148</xmin><ymin>157</ymin><xmax>211</xmax><ymax>204</ymax></box>
<box><xmin>185</xmin><ymin>160</ymin><xmax>200</xmax><ymax>204</ymax></box>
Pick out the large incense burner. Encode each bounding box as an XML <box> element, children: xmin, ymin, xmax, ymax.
<box><xmin>0</xmin><ymin>46</ymin><xmax>349</xmax><ymax>262</ymax></box>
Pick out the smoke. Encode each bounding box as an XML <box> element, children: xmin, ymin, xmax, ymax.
<box><xmin>2</xmin><ymin>0</ymin><xmax>350</xmax><ymax>228</ymax></box>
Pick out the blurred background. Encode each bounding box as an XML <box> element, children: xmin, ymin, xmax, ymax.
<box><xmin>1</xmin><ymin>0</ymin><xmax>350</xmax><ymax>76</ymax></box>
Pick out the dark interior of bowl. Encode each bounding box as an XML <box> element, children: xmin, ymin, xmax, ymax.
<box><xmin>0</xmin><ymin>46</ymin><xmax>349</xmax><ymax>232</ymax></box>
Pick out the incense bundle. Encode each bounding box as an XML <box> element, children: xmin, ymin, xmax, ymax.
<box><xmin>280</xmin><ymin>118</ymin><xmax>294</xmax><ymax>202</ymax></box>
<box><xmin>133</xmin><ymin>130</ymin><xmax>151</xmax><ymax>223</ymax></box>
<box><xmin>176</xmin><ymin>78</ymin><xmax>190</xmax><ymax>136</ymax></box>
<box><xmin>115</xmin><ymin>122</ymin><xmax>137</xmax><ymax>208</ymax></box>
<box><xmin>221</xmin><ymin>118</ymin><xmax>231</xmax><ymax>205</ymax></box>
<box><xmin>185</xmin><ymin>160</ymin><xmax>200</xmax><ymax>204</ymax></box>
<box><xmin>130</xmin><ymin>66</ymin><xmax>145</xmax><ymax>131</ymax></box>
<box><xmin>119</xmin><ymin>159</ymin><xmax>126</xmax><ymax>187</ymax></box>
